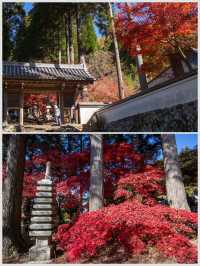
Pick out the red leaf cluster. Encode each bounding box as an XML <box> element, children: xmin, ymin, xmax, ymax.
<box><xmin>24</xmin><ymin>93</ymin><xmax>57</xmax><ymax>113</ymax></box>
<box><xmin>116</xmin><ymin>3</ymin><xmax>197</xmax><ymax>74</ymax></box>
<box><xmin>54</xmin><ymin>199</ymin><xmax>197</xmax><ymax>263</ymax></box>
<box><xmin>114</xmin><ymin>165</ymin><xmax>165</xmax><ymax>205</ymax></box>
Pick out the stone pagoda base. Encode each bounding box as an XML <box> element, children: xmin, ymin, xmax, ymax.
<box><xmin>29</xmin><ymin>239</ymin><xmax>52</xmax><ymax>261</ymax></box>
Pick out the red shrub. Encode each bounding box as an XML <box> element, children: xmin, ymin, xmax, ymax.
<box><xmin>53</xmin><ymin>200</ymin><xmax>197</xmax><ymax>263</ymax></box>
<box><xmin>114</xmin><ymin>165</ymin><xmax>165</xmax><ymax>205</ymax></box>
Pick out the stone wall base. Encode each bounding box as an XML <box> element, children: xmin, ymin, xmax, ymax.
<box><xmin>87</xmin><ymin>101</ymin><xmax>197</xmax><ymax>132</ymax></box>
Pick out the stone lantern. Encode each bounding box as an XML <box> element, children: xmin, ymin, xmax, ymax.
<box><xmin>29</xmin><ymin>162</ymin><xmax>54</xmax><ymax>262</ymax></box>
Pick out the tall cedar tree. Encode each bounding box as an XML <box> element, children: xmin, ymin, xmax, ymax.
<box><xmin>3</xmin><ymin>3</ymin><xmax>25</xmax><ymax>60</ymax></box>
<box><xmin>161</xmin><ymin>134</ymin><xmax>190</xmax><ymax>210</ymax></box>
<box><xmin>81</xmin><ymin>16</ymin><xmax>98</xmax><ymax>55</ymax></box>
<box><xmin>3</xmin><ymin>135</ymin><xmax>27</xmax><ymax>259</ymax></box>
<box><xmin>89</xmin><ymin>134</ymin><xmax>104</xmax><ymax>211</ymax></box>
<box><xmin>11</xmin><ymin>3</ymin><xmax>99</xmax><ymax>63</ymax></box>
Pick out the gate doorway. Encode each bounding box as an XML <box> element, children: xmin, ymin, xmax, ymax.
<box><xmin>24</xmin><ymin>93</ymin><xmax>58</xmax><ymax>125</ymax></box>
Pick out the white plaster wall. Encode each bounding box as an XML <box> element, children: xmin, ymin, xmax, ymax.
<box><xmin>80</xmin><ymin>106</ymin><xmax>105</xmax><ymax>124</ymax></box>
<box><xmin>97</xmin><ymin>74</ymin><xmax>197</xmax><ymax>124</ymax></box>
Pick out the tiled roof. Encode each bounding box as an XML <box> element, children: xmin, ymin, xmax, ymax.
<box><xmin>3</xmin><ymin>62</ymin><xmax>94</xmax><ymax>82</ymax></box>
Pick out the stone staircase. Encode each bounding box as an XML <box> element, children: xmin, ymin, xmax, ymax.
<box><xmin>3</xmin><ymin>123</ymin><xmax>83</xmax><ymax>132</ymax></box>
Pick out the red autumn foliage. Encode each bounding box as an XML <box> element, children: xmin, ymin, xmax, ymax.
<box><xmin>23</xmin><ymin>142</ymin><xmax>145</xmax><ymax>202</ymax></box>
<box><xmin>114</xmin><ymin>165</ymin><xmax>165</xmax><ymax>205</ymax></box>
<box><xmin>24</xmin><ymin>93</ymin><xmax>57</xmax><ymax>113</ymax></box>
<box><xmin>20</xmin><ymin>140</ymin><xmax>197</xmax><ymax>263</ymax></box>
<box><xmin>53</xmin><ymin>199</ymin><xmax>197</xmax><ymax>263</ymax></box>
<box><xmin>116</xmin><ymin>3</ymin><xmax>197</xmax><ymax>75</ymax></box>
<box><xmin>23</xmin><ymin>150</ymin><xmax>90</xmax><ymax>201</ymax></box>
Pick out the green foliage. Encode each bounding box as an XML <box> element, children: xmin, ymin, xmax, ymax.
<box><xmin>156</xmin><ymin>145</ymin><xmax>197</xmax><ymax>196</ymax></box>
<box><xmin>81</xmin><ymin>16</ymin><xmax>98</xmax><ymax>54</ymax></box>
<box><xmin>178</xmin><ymin>146</ymin><xmax>197</xmax><ymax>186</ymax></box>
<box><xmin>94</xmin><ymin>3</ymin><xmax>110</xmax><ymax>37</ymax></box>
<box><xmin>17</xmin><ymin>4</ymin><xmax>67</xmax><ymax>62</ymax></box>
<box><xmin>4</xmin><ymin>2</ymin><xmax>138</xmax><ymax>98</ymax></box>
<box><xmin>3</xmin><ymin>2</ymin><xmax>25</xmax><ymax>60</ymax></box>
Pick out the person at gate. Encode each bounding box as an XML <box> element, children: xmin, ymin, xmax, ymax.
<box><xmin>54</xmin><ymin>104</ymin><xmax>61</xmax><ymax>126</ymax></box>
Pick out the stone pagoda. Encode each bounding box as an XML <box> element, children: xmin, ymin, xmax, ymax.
<box><xmin>29</xmin><ymin>162</ymin><xmax>54</xmax><ymax>262</ymax></box>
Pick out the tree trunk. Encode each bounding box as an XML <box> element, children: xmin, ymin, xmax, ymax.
<box><xmin>89</xmin><ymin>134</ymin><xmax>104</xmax><ymax>211</ymax></box>
<box><xmin>58</xmin><ymin>30</ymin><xmax>62</xmax><ymax>64</ymax></box>
<box><xmin>76</xmin><ymin>4</ymin><xmax>82</xmax><ymax>63</ymax></box>
<box><xmin>161</xmin><ymin>134</ymin><xmax>190</xmax><ymax>211</ymax></box>
<box><xmin>109</xmin><ymin>3</ymin><xmax>125</xmax><ymax>100</ymax></box>
<box><xmin>65</xmin><ymin>14</ymin><xmax>70</xmax><ymax>64</ymax></box>
<box><xmin>3</xmin><ymin>135</ymin><xmax>27</xmax><ymax>259</ymax></box>
<box><xmin>67</xmin><ymin>9</ymin><xmax>74</xmax><ymax>64</ymax></box>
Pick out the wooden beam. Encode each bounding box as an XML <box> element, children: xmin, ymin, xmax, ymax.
<box><xmin>20</xmin><ymin>83</ymin><xmax>24</xmax><ymax>126</ymax></box>
<box><xmin>74</xmin><ymin>87</ymin><xmax>81</xmax><ymax>123</ymax></box>
<box><xmin>4</xmin><ymin>79</ymin><xmax>93</xmax><ymax>87</ymax></box>
<box><xmin>60</xmin><ymin>83</ymin><xmax>65</xmax><ymax>124</ymax></box>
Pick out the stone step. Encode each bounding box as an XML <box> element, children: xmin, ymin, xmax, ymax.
<box><xmin>37</xmin><ymin>179</ymin><xmax>52</xmax><ymax>186</ymax></box>
<box><xmin>32</xmin><ymin>210</ymin><xmax>52</xmax><ymax>216</ymax></box>
<box><xmin>30</xmin><ymin>224</ymin><xmax>53</xmax><ymax>230</ymax></box>
<box><xmin>23</xmin><ymin>123</ymin><xmax>83</xmax><ymax>132</ymax></box>
<box><xmin>37</xmin><ymin>186</ymin><xmax>52</xmax><ymax>192</ymax></box>
<box><xmin>31</xmin><ymin>217</ymin><xmax>52</xmax><ymax>223</ymax></box>
<box><xmin>33</xmin><ymin>204</ymin><xmax>52</xmax><ymax>209</ymax></box>
<box><xmin>34</xmin><ymin>198</ymin><xmax>52</xmax><ymax>203</ymax></box>
<box><xmin>36</xmin><ymin>192</ymin><xmax>52</xmax><ymax>197</ymax></box>
<box><xmin>29</xmin><ymin>231</ymin><xmax>52</xmax><ymax>237</ymax></box>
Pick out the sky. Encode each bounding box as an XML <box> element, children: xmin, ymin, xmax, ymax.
<box><xmin>24</xmin><ymin>3</ymin><xmax>32</xmax><ymax>13</ymax></box>
<box><xmin>175</xmin><ymin>134</ymin><xmax>197</xmax><ymax>153</ymax></box>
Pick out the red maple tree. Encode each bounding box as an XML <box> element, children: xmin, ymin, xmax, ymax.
<box><xmin>116</xmin><ymin>3</ymin><xmax>197</xmax><ymax>75</ymax></box>
<box><xmin>10</xmin><ymin>140</ymin><xmax>196</xmax><ymax>263</ymax></box>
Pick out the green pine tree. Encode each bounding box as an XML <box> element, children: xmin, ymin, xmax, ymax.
<box><xmin>81</xmin><ymin>16</ymin><xmax>98</xmax><ymax>55</ymax></box>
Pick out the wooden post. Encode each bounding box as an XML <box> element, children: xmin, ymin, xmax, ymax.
<box><xmin>136</xmin><ymin>45</ymin><xmax>148</xmax><ymax>90</ymax></box>
<box><xmin>20</xmin><ymin>83</ymin><xmax>24</xmax><ymax>126</ymax></box>
<box><xmin>74</xmin><ymin>107</ymin><xmax>79</xmax><ymax>124</ymax></box>
<box><xmin>74</xmin><ymin>86</ymin><xmax>81</xmax><ymax>124</ymax></box>
<box><xmin>60</xmin><ymin>84</ymin><xmax>65</xmax><ymax>124</ymax></box>
<box><xmin>109</xmin><ymin>2</ymin><xmax>125</xmax><ymax>99</ymax></box>
<box><xmin>4</xmin><ymin>82</ymin><xmax>8</xmax><ymax>125</ymax></box>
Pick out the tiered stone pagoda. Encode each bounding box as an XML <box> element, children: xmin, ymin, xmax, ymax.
<box><xmin>29</xmin><ymin>162</ymin><xmax>54</xmax><ymax>262</ymax></box>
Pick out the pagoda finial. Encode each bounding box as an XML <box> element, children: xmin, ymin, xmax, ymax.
<box><xmin>45</xmin><ymin>161</ymin><xmax>51</xmax><ymax>179</ymax></box>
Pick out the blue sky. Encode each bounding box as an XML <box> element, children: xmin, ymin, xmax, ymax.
<box><xmin>24</xmin><ymin>3</ymin><xmax>32</xmax><ymax>13</ymax></box>
<box><xmin>155</xmin><ymin>134</ymin><xmax>197</xmax><ymax>160</ymax></box>
<box><xmin>175</xmin><ymin>134</ymin><xmax>197</xmax><ymax>153</ymax></box>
